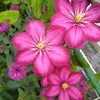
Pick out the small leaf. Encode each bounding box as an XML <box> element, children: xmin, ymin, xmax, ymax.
<box><xmin>0</xmin><ymin>91</ymin><xmax>14</xmax><ymax>100</ymax></box>
<box><xmin>41</xmin><ymin>0</ymin><xmax>55</xmax><ymax>22</ymax></box>
<box><xmin>18</xmin><ymin>88</ymin><xmax>25</xmax><ymax>95</ymax></box>
<box><xmin>31</xmin><ymin>0</ymin><xmax>45</xmax><ymax>19</ymax></box>
<box><xmin>24</xmin><ymin>0</ymin><xmax>31</xmax><ymax>5</ymax></box>
<box><xmin>88</xmin><ymin>80</ymin><xmax>94</xmax><ymax>88</ymax></box>
<box><xmin>71</xmin><ymin>65</ymin><xmax>78</xmax><ymax>72</ymax></box>
<box><xmin>6</xmin><ymin>80</ymin><xmax>20</xmax><ymax>89</ymax></box>
<box><xmin>3</xmin><ymin>0</ymin><xmax>20</xmax><ymax>4</ymax></box>
<box><xmin>0</xmin><ymin>10</ymin><xmax>20</xmax><ymax>24</ymax></box>
<box><xmin>95</xmin><ymin>73</ymin><xmax>100</xmax><ymax>81</ymax></box>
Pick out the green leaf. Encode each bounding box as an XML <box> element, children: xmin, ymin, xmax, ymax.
<box><xmin>3</xmin><ymin>0</ymin><xmax>20</xmax><ymax>4</ymax></box>
<box><xmin>95</xmin><ymin>73</ymin><xmax>100</xmax><ymax>81</ymax></box>
<box><xmin>71</xmin><ymin>65</ymin><xmax>78</xmax><ymax>72</ymax></box>
<box><xmin>24</xmin><ymin>0</ymin><xmax>31</xmax><ymax>5</ymax></box>
<box><xmin>88</xmin><ymin>80</ymin><xmax>94</xmax><ymax>88</ymax></box>
<box><xmin>18</xmin><ymin>88</ymin><xmax>25</xmax><ymax>95</ymax></box>
<box><xmin>41</xmin><ymin>0</ymin><xmax>55</xmax><ymax>22</ymax></box>
<box><xmin>0</xmin><ymin>96</ymin><xmax>5</xmax><ymax>100</ymax></box>
<box><xmin>6</xmin><ymin>80</ymin><xmax>20</xmax><ymax>89</ymax></box>
<box><xmin>5</xmin><ymin>54</ymin><xmax>13</xmax><ymax>67</ymax></box>
<box><xmin>0</xmin><ymin>10</ymin><xmax>20</xmax><ymax>24</ymax></box>
<box><xmin>0</xmin><ymin>91</ymin><xmax>14</xmax><ymax>100</ymax></box>
<box><xmin>18</xmin><ymin>88</ymin><xmax>26</xmax><ymax>100</ymax></box>
<box><xmin>31</xmin><ymin>0</ymin><xmax>45</xmax><ymax>19</ymax></box>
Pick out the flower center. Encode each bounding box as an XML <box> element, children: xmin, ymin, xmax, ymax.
<box><xmin>75</xmin><ymin>14</ymin><xmax>83</xmax><ymax>23</ymax></box>
<box><xmin>62</xmin><ymin>83</ymin><xmax>69</xmax><ymax>90</ymax></box>
<box><xmin>37</xmin><ymin>43</ymin><xmax>44</xmax><ymax>49</ymax></box>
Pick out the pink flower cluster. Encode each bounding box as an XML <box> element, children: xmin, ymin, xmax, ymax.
<box><xmin>8</xmin><ymin>63</ymin><xmax>27</xmax><ymax>81</ymax></box>
<box><xmin>41</xmin><ymin>67</ymin><xmax>84</xmax><ymax>100</ymax></box>
<box><xmin>8</xmin><ymin>0</ymin><xmax>100</xmax><ymax>99</ymax></box>
<box><xmin>0</xmin><ymin>21</ymin><xmax>9</xmax><ymax>33</ymax></box>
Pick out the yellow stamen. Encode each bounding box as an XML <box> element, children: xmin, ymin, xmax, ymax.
<box><xmin>62</xmin><ymin>83</ymin><xmax>69</xmax><ymax>90</ymax></box>
<box><xmin>37</xmin><ymin>43</ymin><xmax>44</xmax><ymax>49</ymax></box>
<box><xmin>75</xmin><ymin>14</ymin><xmax>83</xmax><ymax>23</ymax></box>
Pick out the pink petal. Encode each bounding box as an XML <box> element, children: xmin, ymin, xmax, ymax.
<box><xmin>82</xmin><ymin>23</ymin><xmax>100</xmax><ymax>42</ymax></box>
<box><xmin>51</xmin><ymin>13</ymin><xmax>73</xmax><ymax>31</ymax></box>
<box><xmin>46</xmin><ymin>25</ymin><xmax>65</xmax><ymax>45</ymax></box>
<box><xmin>26</xmin><ymin>20</ymin><xmax>46</xmax><ymax>41</ymax></box>
<box><xmin>58</xmin><ymin>90</ymin><xmax>70</xmax><ymax>100</ymax></box>
<box><xmin>65</xmin><ymin>26</ymin><xmax>86</xmax><ymax>49</ymax></box>
<box><xmin>40</xmin><ymin>89</ymin><xmax>55</xmax><ymax>100</ymax></box>
<box><xmin>86</xmin><ymin>3</ymin><xmax>100</xmax><ymax>22</ymax></box>
<box><xmin>34</xmin><ymin>52</ymin><xmax>54</xmax><ymax>77</ymax></box>
<box><xmin>58</xmin><ymin>67</ymin><xmax>70</xmax><ymax>82</ymax></box>
<box><xmin>41</xmin><ymin>77</ymin><xmax>49</xmax><ymax>87</ymax></box>
<box><xmin>67</xmin><ymin>72</ymin><xmax>83</xmax><ymax>85</ymax></box>
<box><xmin>47</xmin><ymin>46</ymin><xmax>70</xmax><ymax>66</ymax></box>
<box><xmin>15</xmin><ymin>50</ymin><xmax>37</xmax><ymax>65</ymax></box>
<box><xmin>46</xmin><ymin>86</ymin><xmax>61</xmax><ymax>97</ymax></box>
<box><xmin>48</xmin><ymin>72</ymin><xmax>61</xmax><ymax>85</ymax></box>
<box><xmin>54</xmin><ymin>0</ymin><xmax>73</xmax><ymax>16</ymax></box>
<box><xmin>12</xmin><ymin>32</ymin><xmax>33</xmax><ymax>51</ymax></box>
<box><xmin>55</xmin><ymin>62</ymin><xmax>72</xmax><ymax>71</ymax></box>
<box><xmin>68</xmin><ymin>86</ymin><xmax>84</xmax><ymax>100</ymax></box>
<box><xmin>32</xmin><ymin>68</ymin><xmax>40</xmax><ymax>76</ymax></box>
<box><xmin>47</xmin><ymin>97</ymin><xmax>54</xmax><ymax>100</ymax></box>
<box><xmin>72</xmin><ymin>0</ymin><xmax>89</xmax><ymax>13</ymax></box>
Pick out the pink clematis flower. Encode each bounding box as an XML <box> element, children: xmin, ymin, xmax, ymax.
<box><xmin>40</xmin><ymin>89</ymin><xmax>54</xmax><ymax>100</ymax></box>
<box><xmin>13</xmin><ymin>20</ymin><xmax>70</xmax><ymax>77</ymax></box>
<box><xmin>51</xmin><ymin>0</ymin><xmax>100</xmax><ymax>49</ymax></box>
<box><xmin>46</xmin><ymin>67</ymin><xmax>84</xmax><ymax>100</ymax></box>
<box><xmin>8</xmin><ymin>63</ymin><xmax>27</xmax><ymax>81</ymax></box>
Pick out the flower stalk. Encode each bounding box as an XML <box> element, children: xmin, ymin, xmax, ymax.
<box><xmin>74</xmin><ymin>49</ymin><xmax>100</xmax><ymax>96</ymax></box>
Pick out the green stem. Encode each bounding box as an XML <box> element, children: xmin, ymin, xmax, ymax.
<box><xmin>26</xmin><ymin>8</ymin><xmax>31</xmax><ymax>17</ymax></box>
<box><xmin>74</xmin><ymin>49</ymin><xmax>100</xmax><ymax>96</ymax></box>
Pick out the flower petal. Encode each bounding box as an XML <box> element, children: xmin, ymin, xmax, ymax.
<box><xmin>54</xmin><ymin>0</ymin><xmax>73</xmax><ymax>16</ymax></box>
<box><xmin>12</xmin><ymin>32</ymin><xmax>33</xmax><ymax>51</ymax></box>
<box><xmin>58</xmin><ymin>67</ymin><xmax>70</xmax><ymax>82</ymax></box>
<box><xmin>15</xmin><ymin>50</ymin><xmax>37</xmax><ymax>65</ymax></box>
<box><xmin>86</xmin><ymin>2</ymin><xmax>100</xmax><ymax>22</ymax></box>
<box><xmin>68</xmin><ymin>86</ymin><xmax>84</xmax><ymax>100</ymax></box>
<box><xmin>58</xmin><ymin>90</ymin><xmax>70</xmax><ymax>100</ymax></box>
<box><xmin>26</xmin><ymin>20</ymin><xmax>46</xmax><ymax>41</ymax></box>
<box><xmin>51</xmin><ymin>13</ymin><xmax>73</xmax><ymax>31</ymax></box>
<box><xmin>32</xmin><ymin>68</ymin><xmax>40</xmax><ymax>76</ymax></box>
<box><xmin>48</xmin><ymin>72</ymin><xmax>61</xmax><ymax>85</ymax></box>
<box><xmin>46</xmin><ymin>86</ymin><xmax>61</xmax><ymax>97</ymax></box>
<box><xmin>46</xmin><ymin>25</ymin><xmax>65</xmax><ymax>45</ymax></box>
<box><xmin>47</xmin><ymin>46</ymin><xmax>70</xmax><ymax>66</ymax></box>
<box><xmin>82</xmin><ymin>23</ymin><xmax>100</xmax><ymax>42</ymax></box>
<box><xmin>65</xmin><ymin>26</ymin><xmax>86</xmax><ymax>49</ymax></box>
<box><xmin>67</xmin><ymin>72</ymin><xmax>83</xmax><ymax>85</ymax></box>
<box><xmin>72</xmin><ymin>0</ymin><xmax>89</xmax><ymax>13</ymax></box>
<box><xmin>41</xmin><ymin>77</ymin><xmax>49</xmax><ymax>87</ymax></box>
<box><xmin>34</xmin><ymin>52</ymin><xmax>54</xmax><ymax>77</ymax></box>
